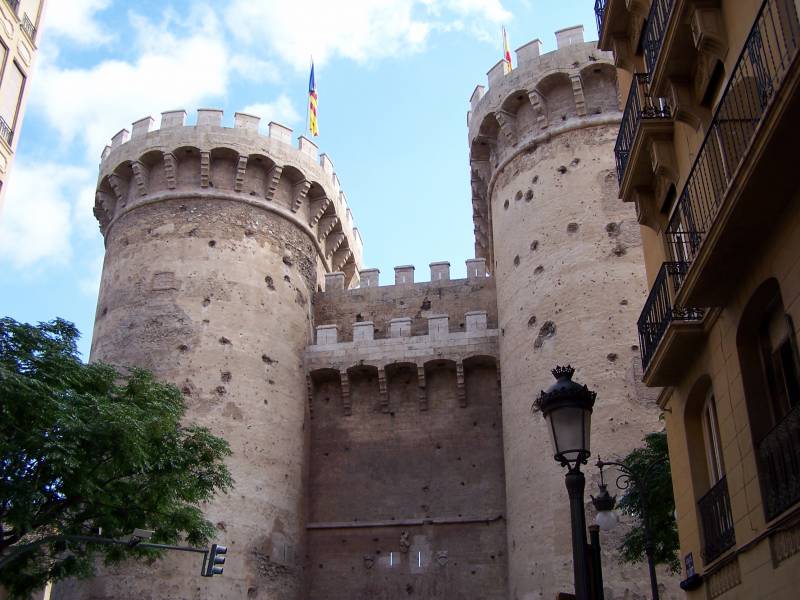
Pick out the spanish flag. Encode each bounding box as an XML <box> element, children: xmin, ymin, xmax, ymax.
<box><xmin>502</xmin><ymin>26</ymin><xmax>513</xmax><ymax>74</ymax></box>
<box><xmin>308</xmin><ymin>60</ymin><xmax>319</xmax><ymax>137</ymax></box>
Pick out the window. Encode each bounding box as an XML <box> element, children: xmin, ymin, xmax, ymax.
<box><xmin>0</xmin><ymin>61</ymin><xmax>25</xmax><ymax>138</ymax></box>
<box><xmin>701</xmin><ymin>390</ymin><xmax>725</xmax><ymax>484</ymax></box>
<box><xmin>759</xmin><ymin>304</ymin><xmax>800</xmax><ymax>424</ymax></box>
<box><xmin>737</xmin><ymin>278</ymin><xmax>800</xmax><ymax>520</ymax></box>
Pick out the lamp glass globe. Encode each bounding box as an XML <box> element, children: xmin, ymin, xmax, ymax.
<box><xmin>595</xmin><ymin>510</ymin><xmax>618</xmax><ymax>531</ymax></box>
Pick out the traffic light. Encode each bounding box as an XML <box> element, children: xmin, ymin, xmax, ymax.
<box><xmin>205</xmin><ymin>543</ymin><xmax>227</xmax><ymax>577</ymax></box>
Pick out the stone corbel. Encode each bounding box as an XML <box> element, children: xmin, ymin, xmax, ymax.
<box><xmin>163</xmin><ymin>152</ymin><xmax>177</xmax><ymax>189</ymax></box>
<box><xmin>456</xmin><ymin>361</ymin><xmax>466</xmax><ymax>408</ymax></box>
<box><xmin>94</xmin><ymin>191</ymin><xmax>113</xmax><ymax>229</ymax></box>
<box><xmin>332</xmin><ymin>246</ymin><xmax>352</xmax><ymax>272</ymax></box>
<box><xmin>234</xmin><ymin>155</ymin><xmax>248</xmax><ymax>192</ymax></box>
<box><xmin>610</xmin><ymin>34</ymin><xmax>634</xmax><ymax>70</ymax></box>
<box><xmin>199</xmin><ymin>151</ymin><xmax>210</xmax><ymax>188</ymax></box>
<box><xmin>339</xmin><ymin>370</ymin><xmax>351</xmax><ymax>416</ymax></box>
<box><xmin>291</xmin><ymin>179</ymin><xmax>311</xmax><ymax>213</ymax></box>
<box><xmin>130</xmin><ymin>161</ymin><xmax>149</xmax><ymax>198</ymax></box>
<box><xmin>264</xmin><ymin>165</ymin><xmax>283</xmax><ymax>202</ymax></box>
<box><xmin>317</xmin><ymin>215</ymin><xmax>339</xmax><ymax>242</ymax></box>
<box><xmin>666</xmin><ymin>78</ymin><xmax>707</xmax><ymax>130</ymax></box>
<box><xmin>309</xmin><ymin>196</ymin><xmax>331</xmax><ymax>227</ymax></box>
<box><xmin>527</xmin><ymin>90</ymin><xmax>548</xmax><ymax>129</ymax></box>
<box><xmin>325</xmin><ymin>231</ymin><xmax>346</xmax><ymax>258</ymax></box>
<box><xmin>494</xmin><ymin>110</ymin><xmax>518</xmax><ymax>146</ymax></box>
<box><xmin>689</xmin><ymin>3</ymin><xmax>728</xmax><ymax>60</ymax></box>
<box><xmin>689</xmin><ymin>3</ymin><xmax>728</xmax><ymax>103</ymax></box>
<box><xmin>378</xmin><ymin>367</ymin><xmax>388</xmax><ymax>413</ymax></box>
<box><xmin>417</xmin><ymin>365</ymin><xmax>427</xmax><ymax>411</ymax></box>
<box><xmin>342</xmin><ymin>256</ymin><xmax>357</xmax><ymax>288</ymax></box>
<box><xmin>630</xmin><ymin>186</ymin><xmax>661</xmax><ymax>231</ymax></box>
<box><xmin>648</xmin><ymin>138</ymin><xmax>679</xmax><ymax>187</ymax></box>
<box><xmin>107</xmin><ymin>173</ymin><xmax>127</xmax><ymax>207</ymax></box>
<box><xmin>570</xmin><ymin>74</ymin><xmax>588</xmax><ymax>117</ymax></box>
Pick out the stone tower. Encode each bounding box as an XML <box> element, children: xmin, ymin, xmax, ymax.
<box><xmin>468</xmin><ymin>27</ymin><xmax>677</xmax><ymax>599</ymax></box>
<box><xmin>57</xmin><ymin>110</ymin><xmax>362</xmax><ymax>599</ymax></box>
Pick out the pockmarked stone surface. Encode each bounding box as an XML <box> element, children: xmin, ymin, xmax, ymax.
<box><xmin>59</xmin><ymin>26</ymin><xmax>679</xmax><ymax>600</ymax></box>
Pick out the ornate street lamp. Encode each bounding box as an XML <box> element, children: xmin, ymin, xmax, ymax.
<box><xmin>593</xmin><ymin>456</ymin><xmax>667</xmax><ymax>600</ymax></box>
<box><xmin>534</xmin><ymin>365</ymin><xmax>597</xmax><ymax>600</ymax></box>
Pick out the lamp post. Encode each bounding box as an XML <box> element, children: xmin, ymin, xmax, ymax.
<box><xmin>534</xmin><ymin>365</ymin><xmax>597</xmax><ymax>600</ymax></box>
<box><xmin>593</xmin><ymin>456</ymin><xmax>667</xmax><ymax>600</ymax></box>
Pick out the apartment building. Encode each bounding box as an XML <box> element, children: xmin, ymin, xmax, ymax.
<box><xmin>0</xmin><ymin>0</ymin><xmax>45</xmax><ymax>212</ymax></box>
<box><xmin>595</xmin><ymin>0</ymin><xmax>800</xmax><ymax>597</ymax></box>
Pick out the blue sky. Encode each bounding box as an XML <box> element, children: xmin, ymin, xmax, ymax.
<box><xmin>0</xmin><ymin>0</ymin><xmax>598</xmax><ymax>358</ymax></box>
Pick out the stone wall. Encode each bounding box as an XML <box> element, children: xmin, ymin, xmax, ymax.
<box><xmin>468</xmin><ymin>30</ymin><xmax>681</xmax><ymax>600</ymax></box>
<box><xmin>55</xmin><ymin>110</ymin><xmax>364</xmax><ymax>600</ymax></box>
<box><xmin>303</xmin><ymin>270</ymin><xmax>507</xmax><ymax>599</ymax></box>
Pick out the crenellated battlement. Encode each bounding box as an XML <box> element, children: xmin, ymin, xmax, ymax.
<box><xmin>311</xmin><ymin>309</ymin><xmax>493</xmax><ymax>346</ymax></box>
<box><xmin>94</xmin><ymin>108</ymin><xmax>363</xmax><ymax>283</ymax></box>
<box><xmin>322</xmin><ymin>258</ymin><xmax>489</xmax><ymax>292</ymax></box>
<box><xmin>466</xmin><ymin>26</ymin><xmax>619</xmax><ymax>265</ymax></box>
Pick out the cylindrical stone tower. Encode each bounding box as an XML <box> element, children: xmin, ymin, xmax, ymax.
<box><xmin>468</xmin><ymin>27</ymin><xmax>679</xmax><ymax>599</ymax></box>
<box><xmin>56</xmin><ymin>109</ymin><xmax>362</xmax><ymax>599</ymax></box>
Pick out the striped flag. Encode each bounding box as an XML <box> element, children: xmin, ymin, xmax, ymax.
<box><xmin>502</xmin><ymin>26</ymin><xmax>513</xmax><ymax>74</ymax></box>
<box><xmin>308</xmin><ymin>60</ymin><xmax>319</xmax><ymax>137</ymax></box>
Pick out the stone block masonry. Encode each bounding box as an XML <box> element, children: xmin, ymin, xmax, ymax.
<box><xmin>55</xmin><ymin>109</ymin><xmax>365</xmax><ymax>600</ymax></box>
<box><xmin>67</xmin><ymin>25</ymin><xmax>680</xmax><ymax>600</ymax></box>
<box><xmin>467</xmin><ymin>30</ymin><xmax>681</xmax><ymax>600</ymax></box>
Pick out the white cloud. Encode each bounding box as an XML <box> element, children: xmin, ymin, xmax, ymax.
<box><xmin>230</xmin><ymin>54</ymin><xmax>281</xmax><ymax>83</ymax></box>
<box><xmin>0</xmin><ymin>162</ymin><xmax>91</xmax><ymax>268</ymax></box>
<box><xmin>241</xmin><ymin>95</ymin><xmax>302</xmax><ymax>127</ymax></box>
<box><xmin>224</xmin><ymin>0</ymin><xmax>510</xmax><ymax>70</ymax></box>
<box><xmin>226</xmin><ymin>0</ymin><xmax>429</xmax><ymax>69</ymax></box>
<box><xmin>30</xmin><ymin>7</ymin><xmax>230</xmax><ymax>158</ymax></box>
<box><xmin>42</xmin><ymin>0</ymin><xmax>114</xmax><ymax>46</ymax></box>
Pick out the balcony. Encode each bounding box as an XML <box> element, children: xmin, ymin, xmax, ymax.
<box><xmin>758</xmin><ymin>403</ymin><xmax>800</xmax><ymax>521</ymax></box>
<box><xmin>643</xmin><ymin>0</ymin><xmax>673</xmax><ymax>75</ymax></box>
<box><xmin>20</xmin><ymin>13</ymin><xmax>35</xmax><ymax>41</ymax></box>
<box><xmin>664</xmin><ymin>0</ymin><xmax>800</xmax><ymax>306</ymax></box>
<box><xmin>594</xmin><ymin>0</ymin><xmax>608</xmax><ymax>43</ymax></box>
<box><xmin>0</xmin><ymin>116</ymin><xmax>13</xmax><ymax>147</ymax></box>
<box><xmin>698</xmin><ymin>476</ymin><xmax>736</xmax><ymax>563</ymax></box>
<box><xmin>3</xmin><ymin>0</ymin><xmax>19</xmax><ymax>14</ymax></box>
<box><xmin>614</xmin><ymin>73</ymin><xmax>671</xmax><ymax>185</ymax></box>
<box><xmin>637</xmin><ymin>262</ymin><xmax>706</xmax><ymax>385</ymax></box>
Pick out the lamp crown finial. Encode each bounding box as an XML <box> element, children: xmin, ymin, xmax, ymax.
<box><xmin>551</xmin><ymin>365</ymin><xmax>575</xmax><ymax>380</ymax></box>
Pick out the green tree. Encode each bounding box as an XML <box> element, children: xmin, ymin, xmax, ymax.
<box><xmin>0</xmin><ymin>317</ymin><xmax>233</xmax><ymax>598</ymax></box>
<box><xmin>616</xmin><ymin>430</ymin><xmax>680</xmax><ymax>574</ymax></box>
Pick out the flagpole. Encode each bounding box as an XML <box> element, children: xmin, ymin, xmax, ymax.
<box><xmin>305</xmin><ymin>55</ymin><xmax>312</xmax><ymax>137</ymax></box>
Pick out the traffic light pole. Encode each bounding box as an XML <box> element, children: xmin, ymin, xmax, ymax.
<box><xmin>0</xmin><ymin>534</ymin><xmax>223</xmax><ymax>577</ymax></box>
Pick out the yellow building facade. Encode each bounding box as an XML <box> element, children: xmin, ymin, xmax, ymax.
<box><xmin>0</xmin><ymin>0</ymin><xmax>45</xmax><ymax>213</ymax></box>
<box><xmin>596</xmin><ymin>0</ymin><xmax>800</xmax><ymax>597</ymax></box>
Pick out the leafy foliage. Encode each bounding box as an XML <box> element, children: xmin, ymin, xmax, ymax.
<box><xmin>0</xmin><ymin>317</ymin><xmax>233</xmax><ymax>598</ymax></box>
<box><xmin>616</xmin><ymin>431</ymin><xmax>680</xmax><ymax>574</ymax></box>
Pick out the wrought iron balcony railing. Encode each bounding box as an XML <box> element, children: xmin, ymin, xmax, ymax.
<box><xmin>614</xmin><ymin>73</ymin><xmax>671</xmax><ymax>184</ymax></box>
<box><xmin>665</xmin><ymin>0</ymin><xmax>800</xmax><ymax>283</ymax></box>
<box><xmin>595</xmin><ymin>0</ymin><xmax>608</xmax><ymax>41</ymax></box>
<box><xmin>637</xmin><ymin>262</ymin><xmax>704</xmax><ymax>372</ymax></box>
<box><xmin>698</xmin><ymin>476</ymin><xmax>736</xmax><ymax>562</ymax></box>
<box><xmin>3</xmin><ymin>0</ymin><xmax>19</xmax><ymax>15</ymax></box>
<box><xmin>20</xmin><ymin>12</ymin><xmax>35</xmax><ymax>40</ymax></box>
<box><xmin>758</xmin><ymin>403</ymin><xmax>800</xmax><ymax>521</ymax></box>
<box><xmin>0</xmin><ymin>116</ymin><xmax>13</xmax><ymax>146</ymax></box>
<box><xmin>643</xmin><ymin>0</ymin><xmax>673</xmax><ymax>75</ymax></box>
